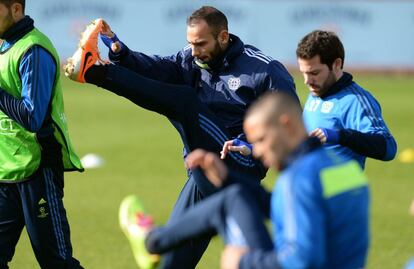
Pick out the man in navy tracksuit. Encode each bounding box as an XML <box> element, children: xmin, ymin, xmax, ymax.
<box><xmin>136</xmin><ymin>92</ymin><xmax>369</xmax><ymax>269</ymax></box>
<box><xmin>65</xmin><ymin>6</ymin><xmax>297</xmax><ymax>268</ymax></box>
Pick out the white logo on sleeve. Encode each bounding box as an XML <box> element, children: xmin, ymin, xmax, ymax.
<box><xmin>321</xmin><ymin>101</ymin><xmax>334</xmax><ymax>113</ymax></box>
<box><xmin>227</xmin><ymin>77</ymin><xmax>241</xmax><ymax>91</ymax></box>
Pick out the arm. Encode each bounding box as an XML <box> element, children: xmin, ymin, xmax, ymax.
<box><xmin>221</xmin><ymin>246</ymin><xmax>278</xmax><ymax>269</ymax></box>
<box><xmin>110</xmin><ymin>46</ymin><xmax>184</xmax><ymax>83</ymax></box>
<box><xmin>0</xmin><ymin>46</ymin><xmax>54</xmax><ymax>132</ymax></box>
<box><xmin>238</xmin><ymin>250</ymin><xmax>280</xmax><ymax>269</ymax></box>
<box><xmin>310</xmin><ymin>92</ymin><xmax>397</xmax><ymax>161</ymax></box>
<box><xmin>265</xmin><ymin>61</ymin><xmax>298</xmax><ymax>102</ymax></box>
<box><xmin>240</xmin><ymin>175</ymin><xmax>326</xmax><ymax>269</ymax></box>
<box><xmin>99</xmin><ymin>21</ymin><xmax>184</xmax><ymax>83</ymax></box>
<box><xmin>347</xmin><ymin>91</ymin><xmax>397</xmax><ymax>160</ymax></box>
<box><xmin>221</xmin><ymin>138</ymin><xmax>252</xmax><ymax>159</ymax></box>
<box><xmin>187</xmin><ymin>149</ymin><xmax>271</xmax><ymax>214</ymax></box>
<box><xmin>338</xmin><ymin>128</ymin><xmax>396</xmax><ymax>161</ymax></box>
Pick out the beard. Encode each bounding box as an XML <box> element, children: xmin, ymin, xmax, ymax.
<box><xmin>321</xmin><ymin>70</ymin><xmax>338</xmax><ymax>93</ymax></box>
<box><xmin>209</xmin><ymin>40</ymin><xmax>225</xmax><ymax>60</ymax></box>
<box><xmin>310</xmin><ymin>70</ymin><xmax>338</xmax><ymax>97</ymax></box>
<box><xmin>0</xmin><ymin>11</ymin><xmax>14</xmax><ymax>38</ymax></box>
<box><xmin>201</xmin><ymin>40</ymin><xmax>226</xmax><ymax>70</ymax></box>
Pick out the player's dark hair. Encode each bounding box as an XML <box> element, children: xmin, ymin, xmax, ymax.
<box><xmin>0</xmin><ymin>0</ymin><xmax>25</xmax><ymax>12</ymax></box>
<box><xmin>296</xmin><ymin>30</ymin><xmax>345</xmax><ymax>69</ymax></box>
<box><xmin>187</xmin><ymin>6</ymin><xmax>228</xmax><ymax>38</ymax></box>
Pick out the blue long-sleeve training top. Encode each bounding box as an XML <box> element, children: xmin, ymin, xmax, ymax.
<box><xmin>302</xmin><ymin>72</ymin><xmax>397</xmax><ymax>169</ymax></box>
<box><xmin>240</xmin><ymin>137</ymin><xmax>370</xmax><ymax>269</ymax></box>
<box><xmin>0</xmin><ymin>16</ymin><xmax>55</xmax><ymax>135</ymax></box>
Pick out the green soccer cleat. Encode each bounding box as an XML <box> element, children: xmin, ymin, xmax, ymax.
<box><xmin>119</xmin><ymin>195</ymin><xmax>160</xmax><ymax>269</ymax></box>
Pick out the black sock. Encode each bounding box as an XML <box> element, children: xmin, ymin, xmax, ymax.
<box><xmin>85</xmin><ymin>64</ymin><xmax>108</xmax><ymax>87</ymax></box>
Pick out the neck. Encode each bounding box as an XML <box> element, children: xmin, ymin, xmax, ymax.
<box><xmin>15</xmin><ymin>15</ymin><xmax>25</xmax><ymax>23</ymax></box>
<box><xmin>335</xmin><ymin>70</ymin><xmax>344</xmax><ymax>81</ymax></box>
<box><xmin>279</xmin><ymin>133</ymin><xmax>321</xmax><ymax>171</ymax></box>
<box><xmin>288</xmin><ymin>131</ymin><xmax>308</xmax><ymax>154</ymax></box>
<box><xmin>221</xmin><ymin>42</ymin><xmax>229</xmax><ymax>52</ymax></box>
<box><xmin>1</xmin><ymin>15</ymin><xmax>33</xmax><ymax>41</ymax></box>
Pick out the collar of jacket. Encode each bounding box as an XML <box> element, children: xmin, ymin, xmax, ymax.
<box><xmin>320</xmin><ymin>71</ymin><xmax>354</xmax><ymax>98</ymax></box>
<box><xmin>280</xmin><ymin>137</ymin><xmax>322</xmax><ymax>171</ymax></box>
<box><xmin>1</xmin><ymin>15</ymin><xmax>34</xmax><ymax>42</ymax></box>
<box><xmin>194</xmin><ymin>33</ymin><xmax>244</xmax><ymax>72</ymax></box>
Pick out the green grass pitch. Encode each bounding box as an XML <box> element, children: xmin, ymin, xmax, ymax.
<box><xmin>10</xmin><ymin>74</ymin><xmax>414</xmax><ymax>269</ymax></box>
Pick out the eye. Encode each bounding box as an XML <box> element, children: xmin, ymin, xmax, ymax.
<box><xmin>256</xmin><ymin>136</ymin><xmax>265</xmax><ymax>143</ymax></box>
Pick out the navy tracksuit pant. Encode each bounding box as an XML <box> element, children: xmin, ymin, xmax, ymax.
<box><xmin>145</xmin><ymin>184</ymin><xmax>273</xmax><ymax>255</ymax></box>
<box><xmin>92</xmin><ymin>64</ymin><xmax>266</xmax><ymax>269</ymax></box>
<box><xmin>0</xmin><ymin>166</ymin><xmax>83</xmax><ymax>269</ymax></box>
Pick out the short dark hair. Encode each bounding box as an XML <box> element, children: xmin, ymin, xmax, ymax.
<box><xmin>0</xmin><ymin>0</ymin><xmax>25</xmax><ymax>11</ymax></box>
<box><xmin>296</xmin><ymin>30</ymin><xmax>345</xmax><ymax>69</ymax></box>
<box><xmin>187</xmin><ymin>6</ymin><xmax>228</xmax><ymax>38</ymax></box>
<box><xmin>246</xmin><ymin>91</ymin><xmax>303</xmax><ymax>128</ymax></box>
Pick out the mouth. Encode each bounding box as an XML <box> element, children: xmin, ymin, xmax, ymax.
<box><xmin>197</xmin><ymin>56</ymin><xmax>209</xmax><ymax>62</ymax></box>
<box><xmin>261</xmin><ymin>157</ymin><xmax>271</xmax><ymax>168</ymax></box>
<box><xmin>309</xmin><ymin>84</ymin><xmax>319</xmax><ymax>90</ymax></box>
<box><xmin>308</xmin><ymin>85</ymin><xmax>321</xmax><ymax>94</ymax></box>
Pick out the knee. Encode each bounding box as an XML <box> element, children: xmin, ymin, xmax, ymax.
<box><xmin>145</xmin><ymin>229</ymin><xmax>163</xmax><ymax>254</ymax></box>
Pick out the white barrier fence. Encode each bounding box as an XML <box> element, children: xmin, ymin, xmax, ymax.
<box><xmin>28</xmin><ymin>0</ymin><xmax>414</xmax><ymax>70</ymax></box>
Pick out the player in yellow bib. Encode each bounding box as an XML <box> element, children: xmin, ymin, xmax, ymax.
<box><xmin>0</xmin><ymin>1</ymin><xmax>83</xmax><ymax>268</ymax></box>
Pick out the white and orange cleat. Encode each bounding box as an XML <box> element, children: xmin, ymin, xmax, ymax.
<box><xmin>64</xmin><ymin>18</ymin><xmax>106</xmax><ymax>83</ymax></box>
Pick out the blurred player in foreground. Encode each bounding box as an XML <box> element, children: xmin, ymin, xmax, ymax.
<box><xmin>119</xmin><ymin>92</ymin><xmax>370</xmax><ymax>269</ymax></box>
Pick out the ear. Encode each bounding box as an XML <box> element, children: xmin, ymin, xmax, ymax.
<box><xmin>10</xmin><ymin>3</ymin><xmax>24</xmax><ymax>21</ymax></box>
<box><xmin>218</xmin><ymin>30</ymin><xmax>229</xmax><ymax>46</ymax></box>
<box><xmin>278</xmin><ymin>114</ymin><xmax>290</xmax><ymax>127</ymax></box>
<box><xmin>279</xmin><ymin>113</ymin><xmax>298</xmax><ymax>136</ymax></box>
<box><xmin>333</xmin><ymin>58</ymin><xmax>343</xmax><ymax>72</ymax></box>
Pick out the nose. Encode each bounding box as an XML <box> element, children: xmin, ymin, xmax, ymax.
<box><xmin>304</xmin><ymin>74</ymin><xmax>312</xmax><ymax>85</ymax></box>
<box><xmin>191</xmin><ymin>46</ymin><xmax>200</xmax><ymax>58</ymax></box>
<box><xmin>252</xmin><ymin>146</ymin><xmax>260</xmax><ymax>159</ymax></box>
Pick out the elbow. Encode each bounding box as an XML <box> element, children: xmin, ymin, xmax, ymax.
<box><xmin>18</xmin><ymin>120</ymin><xmax>40</xmax><ymax>133</ymax></box>
<box><xmin>20</xmin><ymin>101</ymin><xmax>43</xmax><ymax>132</ymax></box>
<box><xmin>281</xmin><ymin>256</ymin><xmax>323</xmax><ymax>269</ymax></box>
<box><xmin>26</xmin><ymin>117</ymin><xmax>43</xmax><ymax>133</ymax></box>
<box><xmin>382</xmin><ymin>137</ymin><xmax>398</xmax><ymax>161</ymax></box>
<box><xmin>279</xmin><ymin>247</ymin><xmax>324</xmax><ymax>269</ymax></box>
<box><xmin>27</xmin><ymin>125</ymin><xmax>41</xmax><ymax>133</ymax></box>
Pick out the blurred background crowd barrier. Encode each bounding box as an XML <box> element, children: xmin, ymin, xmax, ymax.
<box><xmin>28</xmin><ymin>0</ymin><xmax>414</xmax><ymax>72</ymax></box>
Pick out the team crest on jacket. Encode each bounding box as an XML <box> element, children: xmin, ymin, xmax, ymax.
<box><xmin>227</xmin><ymin>77</ymin><xmax>241</xmax><ymax>90</ymax></box>
<box><xmin>321</xmin><ymin>101</ymin><xmax>334</xmax><ymax>113</ymax></box>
